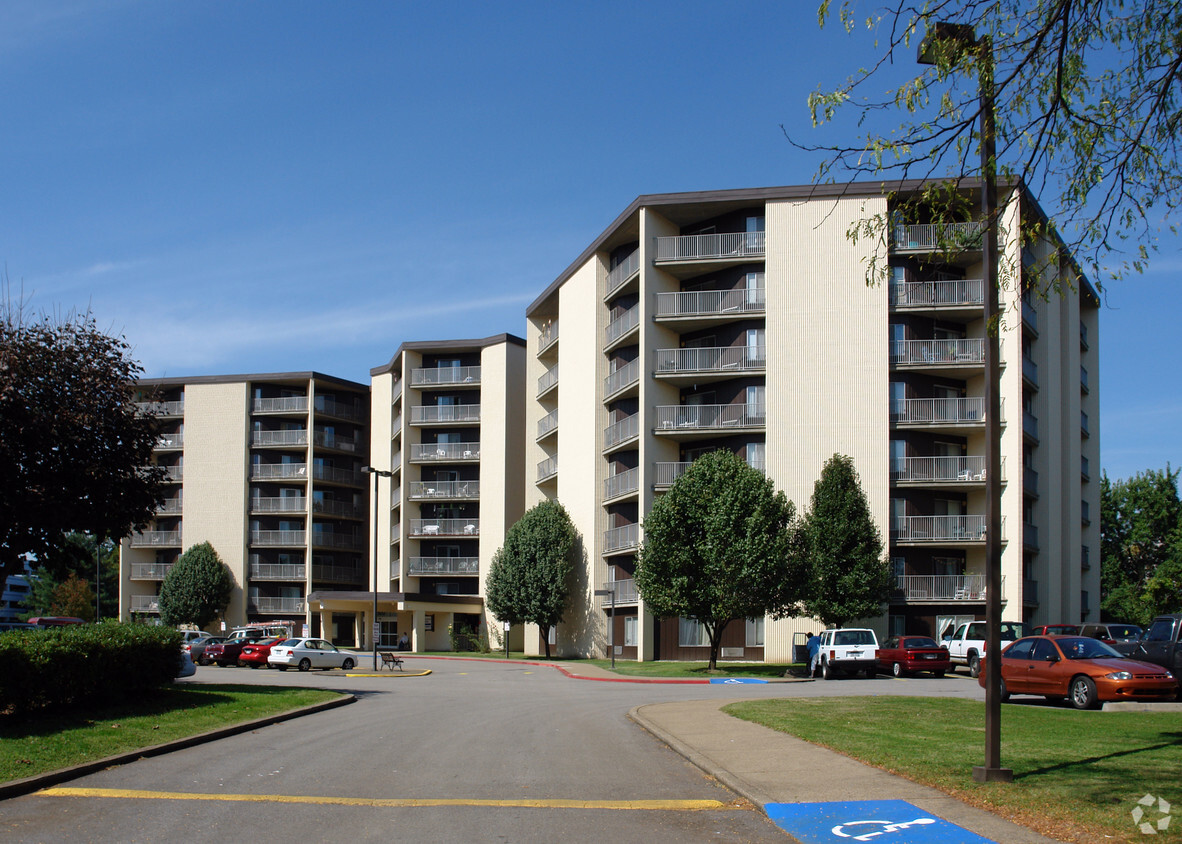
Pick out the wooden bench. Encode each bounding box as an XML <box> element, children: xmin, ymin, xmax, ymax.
<box><xmin>379</xmin><ymin>651</ymin><xmax>404</xmax><ymax>671</ymax></box>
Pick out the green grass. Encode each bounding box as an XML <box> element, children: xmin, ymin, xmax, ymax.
<box><xmin>580</xmin><ymin>659</ymin><xmax>799</xmax><ymax>679</ymax></box>
<box><xmin>725</xmin><ymin>696</ymin><xmax>1182</xmax><ymax>843</ymax></box>
<box><xmin>0</xmin><ymin>684</ymin><xmax>344</xmax><ymax>783</ymax></box>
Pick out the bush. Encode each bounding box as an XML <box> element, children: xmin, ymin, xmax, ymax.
<box><xmin>0</xmin><ymin>621</ymin><xmax>183</xmax><ymax>717</ymax></box>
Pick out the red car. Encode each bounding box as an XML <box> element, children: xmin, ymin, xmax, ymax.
<box><xmin>877</xmin><ymin>635</ymin><xmax>952</xmax><ymax>677</ymax></box>
<box><xmin>980</xmin><ymin>635</ymin><xmax>1177</xmax><ymax>709</ymax></box>
<box><xmin>1033</xmin><ymin>624</ymin><xmax>1080</xmax><ymax>636</ymax></box>
<box><xmin>239</xmin><ymin>637</ymin><xmax>287</xmax><ymax>669</ymax></box>
<box><xmin>202</xmin><ymin>634</ymin><xmax>264</xmax><ymax>667</ymax></box>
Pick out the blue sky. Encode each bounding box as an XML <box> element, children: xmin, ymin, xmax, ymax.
<box><xmin>2</xmin><ymin>1</ymin><xmax>1177</xmax><ymax>482</ymax></box>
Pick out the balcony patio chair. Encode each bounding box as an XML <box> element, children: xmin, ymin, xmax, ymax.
<box><xmin>463</xmin><ymin>524</ymin><xmax>477</xmax><ymax>535</ymax></box>
<box><xmin>423</xmin><ymin>525</ymin><xmax>440</xmax><ymax>535</ymax></box>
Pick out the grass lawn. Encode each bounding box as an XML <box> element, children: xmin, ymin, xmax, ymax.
<box><xmin>581</xmin><ymin>659</ymin><xmax>799</xmax><ymax>679</ymax></box>
<box><xmin>725</xmin><ymin>696</ymin><xmax>1182</xmax><ymax>843</ymax></box>
<box><xmin>0</xmin><ymin>684</ymin><xmax>344</xmax><ymax>784</ymax></box>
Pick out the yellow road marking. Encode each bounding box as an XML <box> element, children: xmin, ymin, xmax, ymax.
<box><xmin>344</xmin><ymin>670</ymin><xmax>432</xmax><ymax>677</ymax></box>
<box><xmin>38</xmin><ymin>787</ymin><xmax>731</xmax><ymax>811</ymax></box>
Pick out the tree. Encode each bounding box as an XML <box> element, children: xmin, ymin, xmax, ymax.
<box><xmin>158</xmin><ymin>542</ymin><xmax>234</xmax><ymax>629</ymax></box>
<box><xmin>800</xmin><ymin>1</ymin><xmax>1181</xmax><ymax>286</ymax></box>
<box><xmin>33</xmin><ymin>532</ymin><xmax>121</xmax><ymax>620</ymax></box>
<box><xmin>634</xmin><ymin>450</ymin><xmax>805</xmax><ymax>671</ymax></box>
<box><xmin>799</xmin><ymin>454</ymin><xmax>892</xmax><ymax>629</ymax></box>
<box><xmin>485</xmin><ymin>501</ymin><xmax>579</xmax><ymax>658</ymax></box>
<box><xmin>1101</xmin><ymin>467</ymin><xmax>1182</xmax><ymax>623</ymax></box>
<box><xmin>0</xmin><ymin>298</ymin><xmax>166</xmax><ymax>581</ymax></box>
<box><xmin>48</xmin><ymin>573</ymin><xmax>96</xmax><ymax>622</ymax></box>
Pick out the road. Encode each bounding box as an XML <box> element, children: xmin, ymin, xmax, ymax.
<box><xmin>0</xmin><ymin>658</ymin><xmax>984</xmax><ymax>843</ymax></box>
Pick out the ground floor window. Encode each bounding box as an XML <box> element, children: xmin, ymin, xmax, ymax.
<box><xmin>379</xmin><ymin>616</ymin><xmax>399</xmax><ymax>648</ymax></box>
<box><xmin>678</xmin><ymin>617</ymin><xmax>710</xmax><ymax>647</ymax></box>
<box><xmin>624</xmin><ymin>615</ymin><xmax>638</xmax><ymax>646</ymax></box>
<box><xmin>745</xmin><ymin>616</ymin><xmax>764</xmax><ymax>647</ymax></box>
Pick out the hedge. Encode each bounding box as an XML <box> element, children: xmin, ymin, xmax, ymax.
<box><xmin>0</xmin><ymin>621</ymin><xmax>183</xmax><ymax>717</ymax></box>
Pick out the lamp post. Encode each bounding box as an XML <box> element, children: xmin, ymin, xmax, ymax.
<box><xmin>918</xmin><ymin>21</ymin><xmax>1011</xmax><ymax>783</ymax></box>
<box><xmin>593</xmin><ymin>585</ymin><xmax>617</xmax><ymax>669</ymax></box>
<box><xmin>362</xmin><ymin>465</ymin><xmax>393</xmax><ymax>672</ymax></box>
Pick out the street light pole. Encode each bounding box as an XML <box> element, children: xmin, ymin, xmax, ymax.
<box><xmin>362</xmin><ymin>465</ymin><xmax>392</xmax><ymax>672</ymax></box>
<box><xmin>919</xmin><ymin>22</ymin><xmax>1012</xmax><ymax>783</ymax></box>
<box><xmin>593</xmin><ymin>585</ymin><xmax>617</xmax><ymax>669</ymax></box>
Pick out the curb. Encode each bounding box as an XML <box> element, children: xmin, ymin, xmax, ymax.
<box><xmin>408</xmin><ymin>654</ymin><xmax>811</xmax><ymax>684</ymax></box>
<box><xmin>0</xmin><ymin>693</ymin><xmax>355</xmax><ymax>801</ymax></box>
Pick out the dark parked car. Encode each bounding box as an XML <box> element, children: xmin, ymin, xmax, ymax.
<box><xmin>187</xmin><ymin>636</ymin><xmax>226</xmax><ymax>665</ymax></box>
<box><xmin>1130</xmin><ymin>615</ymin><xmax>1182</xmax><ymax>682</ymax></box>
<box><xmin>876</xmin><ymin>636</ymin><xmax>951</xmax><ymax>677</ymax></box>
<box><xmin>1079</xmin><ymin>623</ymin><xmax>1143</xmax><ymax>655</ymax></box>
<box><xmin>203</xmin><ymin>634</ymin><xmax>264</xmax><ymax>667</ymax></box>
<box><xmin>1032</xmin><ymin>624</ymin><xmax>1080</xmax><ymax>636</ymax></box>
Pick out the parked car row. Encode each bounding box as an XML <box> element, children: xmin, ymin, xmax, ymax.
<box><xmin>177</xmin><ymin>629</ymin><xmax>359</xmax><ymax>671</ymax></box>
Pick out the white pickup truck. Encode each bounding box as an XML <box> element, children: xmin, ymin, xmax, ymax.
<box><xmin>942</xmin><ymin>620</ymin><xmax>1031</xmax><ymax>677</ymax></box>
<box><xmin>817</xmin><ymin>628</ymin><xmax>879</xmax><ymax>679</ymax></box>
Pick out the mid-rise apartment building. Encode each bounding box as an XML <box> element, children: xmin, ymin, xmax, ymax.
<box><xmin>524</xmin><ymin>181</ymin><xmax>1100</xmax><ymax>662</ymax></box>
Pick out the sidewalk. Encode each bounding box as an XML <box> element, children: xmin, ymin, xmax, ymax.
<box><xmin>630</xmin><ymin>698</ymin><xmax>1060</xmax><ymax>843</ymax></box>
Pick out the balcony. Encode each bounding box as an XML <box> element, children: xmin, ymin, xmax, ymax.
<box><xmin>410</xmin><ymin>519</ymin><xmax>479</xmax><ymax>537</ymax></box>
<box><xmin>1081</xmin><ymin>411</ymin><xmax>1090</xmax><ymax>437</ymax></box>
<box><xmin>654</xmin><ymin>345</ymin><xmax>765</xmax><ymax>379</ymax></box>
<box><xmin>1023</xmin><ymin>410</ymin><xmax>1039</xmax><ymax>441</ymax></box>
<box><xmin>136</xmin><ymin>400</ymin><xmax>184</xmax><ymax>418</ymax></box>
<box><xmin>537</xmin><ymin>408</ymin><xmax>558</xmax><ymax>441</ymax></box>
<box><xmin>895</xmin><ymin>574</ymin><xmax>997</xmax><ymax>601</ymax></box>
<box><xmin>1022</xmin><ymin>356</ymin><xmax>1038</xmax><ymax>388</ymax></box>
<box><xmin>313</xmin><ymin>498</ymin><xmax>365</xmax><ymax>519</ymax></box>
<box><xmin>250</xmin><ymin>563</ymin><xmax>306</xmax><ymax>581</ymax></box>
<box><xmin>408</xmin><ymin>481</ymin><xmax>480</xmax><ymax>500</ymax></box>
<box><xmin>410</xmin><ymin>404</ymin><xmax>481</xmax><ymax>425</ymax></box>
<box><xmin>156</xmin><ymin>432</ymin><xmax>184</xmax><ymax>451</ymax></box>
<box><xmin>313</xmin><ymin>431</ymin><xmax>359</xmax><ymax>453</ymax></box>
<box><xmin>163</xmin><ymin>465</ymin><xmax>184</xmax><ymax>482</ymax></box>
<box><xmin>312</xmin><ymin>564</ymin><xmax>364</xmax><ymax>585</ymax></box>
<box><xmin>537</xmin><ymin>456</ymin><xmax>558</xmax><ymax>483</ymax></box>
<box><xmin>311</xmin><ymin>465</ymin><xmax>363</xmax><ymax>486</ymax></box>
<box><xmin>891</xmin><ymin>221</ymin><xmax>985</xmax><ymax>253</ymax></box>
<box><xmin>408</xmin><ymin>557</ymin><xmax>480</xmax><ymax>576</ymax></box>
<box><xmin>253</xmin><ymin>429</ymin><xmax>309</xmax><ymax>448</ymax></box>
<box><xmin>409</xmin><ymin>442</ymin><xmax>480</xmax><ymax>462</ymax></box>
<box><xmin>1024</xmin><ymin>578</ymin><xmax>1039</xmax><ymax>605</ymax></box>
<box><xmin>603</xmin><ymin>523</ymin><xmax>640</xmax><ymax>554</ymax></box>
<box><xmin>538</xmin><ymin>319</ymin><xmax>559</xmax><ymax>354</ymax></box>
<box><xmin>653</xmin><ymin>461</ymin><xmax>692</xmax><ymax>489</ymax></box>
<box><xmin>605</xmin><ymin>248</ymin><xmax>641</xmax><ymax>299</ymax></box>
<box><xmin>156</xmin><ymin>498</ymin><xmax>184</xmax><ymax>515</ymax></box>
<box><xmin>129</xmin><ymin>596</ymin><xmax>160</xmax><ymax>613</ymax></box>
<box><xmin>251</xmin><ymin>530</ymin><xmax>307</xmax><ymax>547</ymax></box>
<box><xmin>1080</xmin><ymin>366</ymin><xmax>1089</xmax><ymax>394</ymax></box>
<box><xmin>130</xmin><ymin>563</ymin><xmax>172</xmax><ymax>580</ymax></box>
<box><xmin>605</xmin><ymin>304</ymin><xmax>640</xmax><ymax>349</ymax></box>
<box><xmin>892</xmin><ymin>515</ymin><xmax>1001</xmax><ymax>544</ymax></box>
<box><xmin>654</xmin><ymin>232</ymin><xmax>765</xmax><ymax>263</ymax></box>
<box><xmin>311</xmin><ymin>532</ymin><xmax>364</xmax><ymax>550</ymax></box>
<box><xmin>1081</xmin><ymin>455</ymin><xmax>1090</xmax><ymax>480</ymax></box>
<box><xmin>1023</xmin><ymin>299</ymin><xmax>1038</xmax><ymax>333</ymax></box>
<box><xmin>890</xmin><ymin>338</ymin><xmax>985</xmax><ymax>368</ymax></box>
<box><xmin>889</xmin><ymin>278</ymin><xmax>984</xmax><ymax>309</ymax></box>
<box><xmin>654</xmin><ymin>288</ymin><xmax>765</xmax><ymax>320</ymax></box>
<box><xmin>598</xmin><ymin>578</ymin><xmax>640</xmax><ymax>605</ymax></box>
<box><xmin>604</xmin><ymin>358</ymin><xmax>641</xmax><ymax>400</ymax></box>
<box><xmin>603</xmin><ymin>413</ymin><xmax>639</xmax><ymax>451</ymax></box>
<box><xmin>1024</xmin><ymin>466</ymin><xmax>1039</xmax><ymax>497</ymax></box>
<box><xmin>253</xmin><ymin>396</ymin><xmax>309</xmax><ymax>415</ymax></box>
<box><xmin>252</xmin><ymin>496</ymin><xmax>308</xmax><ymax>514</ymax></box>
<box><xmin>655</xmin><ymin>403</ymin><xmax>765</xmax><ymax>434</ymax></box>
<box><xmin>537</xmin><ymin>365</ymin><xmax>559</xmax><ymax>397</ymax></box>
<box><xmin>251</xmin><ymin>463</ymin><xmax>308</xmax><ymax>481</ymax></box>
<box><xmin>603</xmin><ymin>467</ymin><xmax>639</xmax><ymax>501</ymax></box>
<box><xmin>1024</xmin><ymin>523</ymin><xmax>1039</xmax><ymax>551</ymax></box>
<box><xmin>892</xmin><ymin>397</ymin><xmax>990</xmax><ymax>427</ymax></box>
<box><xmin>411</xmin><ymin>366</ymin><xmax>481</xmax><ymax>388</ymax></box>
<box><xmin>1080</xmin><ymin>321</ymin><xmax>1089</xmax><ymax>349</ymax></box>
<box><xmin>129</xmin><ymin>530</ymin><xmax>182</xmax><ymax>548</ymax></box>
<box><xmin>891</xmin><ymin>456</ymin><xmax>990</xmax><ymax>484</ymax></box>
<box><xmin>251</xmin><ymin>596</ymin><xmax>305</xmax><ymax>613</ymax></box>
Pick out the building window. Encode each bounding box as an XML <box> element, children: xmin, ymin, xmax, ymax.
<box><xmin>678</xmin><ymin>617</ymin><xmax>710</xmax><ymax>647</ymax></box>
<box><xmin>624</xmin><ymin>616</ymin><xmax>638</xmax><ymax>647</ymax></box>
<box><xmin>745</xmin><ymin>617</ymin><xmax>764</xmax><ymax>647</ymax></box>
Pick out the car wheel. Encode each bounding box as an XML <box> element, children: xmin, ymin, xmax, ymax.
<box><xmin>342</xmin><ymin>658</ymin><xmax>355</xmax><ymax>670</ymax></box>
<box><xmin>864</xmin><ymin>667</ymin><xmax>876</xmax><ymax>679</ymax></box>
<box><xmin>821</xmin><ymin>659</ymin><xmax>833</xmax><ymax>680</ymax></box>
<box><xmin>1070</xmin><ymin>676</ymin><xmax>1098</xmax><ymax>710</ymax></box>
<box><xmin>298</xmin><ymin>658</ymin><xmax>312</xmax><ymax>672</ymax></box>
<box><xmin>999</xmin><ymin>678</ymin><xmax>1010</xmax><ymax>701</ymax></box>
<box><xmin>933</xmin><ymin>669</ymin><xmax>945</xmax><ymax>678</ymax></box>
<box><xmin>277</xmin><ymin>666</ymin><xmax>287</xmax><ymax>671</ymax></box>
<box><xmin>892</xmin><ymin>662</ymin><xmax>904</xmax><ymax>678</ymax></box>
<box><xmin>968</xmin><ymin>654</ymin><xmax>981</xmax><ymax>678</ymax></box>
<box><xmin>249</xmin><ymin>663</ymin><xmax>260</xmax><ymax>669</ymax></box>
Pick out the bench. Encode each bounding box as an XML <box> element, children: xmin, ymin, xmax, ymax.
<box><xmin>379</xmin><ymin>652</ymin><xmax>404</xmax><ymax>671</ymax></box>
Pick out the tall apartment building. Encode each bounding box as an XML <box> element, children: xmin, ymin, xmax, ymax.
<box><xmin>525</xmin><ymin>181</ymin><xmax>1100</xmax><ymax>662</ymax></box>
<box><xmin>119</xmin><ymin>373</ymin><xmax>371</xmax><ymax>641</ymax></box>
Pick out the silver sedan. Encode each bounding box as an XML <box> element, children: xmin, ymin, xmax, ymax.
<box><xmin>267</xmin><ymin>638</ymin><xmax>357</xmax><ymax>671</ymax></box>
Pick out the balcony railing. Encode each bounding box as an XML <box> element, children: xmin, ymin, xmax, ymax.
<box><xmin>604</xmin><ymin>523</ymin><xmax>640</xmax><ymax>553</ymax></box>
<box><xmin>538</xmin><ymin>319</ymin><xmax>559</xmax><ymax>353</ymax></box>
<box><xmin>653</xmin><ymin>461</ymin><xmax>692</xmax><ymax>488</ymax></box>
<box><xmin>410</xmin><ymin>442</ymin><xmax>480</xmax><ymax>461</ymax></box>
<box><xmin>253</xmin><ymin>429</ymin><xmax>308</xmax><ymax>447</ymax></box>
<box><xmin>1024</xmin><ymin>467</ymin><xmax>1039</xmax><ymax>496</ymax></box>
<box><xmin>251</xmin><ymin>530</ymin><xmax>307</xmax><ymax>546</ymax></box>
<box><xmin>603</xmin><ymin>467</ymin><xmax>639</xmax><ymax>500</ymax></box>
<box><xmin>891</xmin><ymin>456</ymin><xmax>989</xmax><ymax>483</ymax></box>
<box><xmin>655</xmin><ymin>403</ymin><xmax>765</xmax><ymax>431</ymax></box>
<box><xmin>889</xmin><ymin>278</ymin><xmax>984</xmax><ymax>308</ymax></box>
<box><xmin>312</xmin><ymin>498</ymin><xmax>365</xmax><ymax>518</ymax></box>
<box><xmin>537</xmin><ymin>408</ymin><xmax>559</xmax><ymax>440</ymax></box>
<box><xmin>253</xmin><ymin>396</ymin><xmax>309</xmax><ymax>414</ymax></box>
<box><xmin>251</xmin><ymin>596</ymin><xmax>305</xmax><ymax>613</ymax></box>
<box><xmin>314</xmin><ymin>397</ymin><xmax>363</xmax><ymax>421</ymax></box>
<box><xmin>1022</xmin><ymin>356</ymin><xmax>1038</xmax><ymax>386</ymax></box>
<box><xmin>1024</xmin><ymin>579</ymin><xmax>1039</xmax><ymax>604</ymax></box>
<box><xmin>129</xmin><ymin>530</ymin><xmax>182</xmax><ymax>547</ymax></box>
<box><xmin>156</xmin><ymin>498</ymin><xmax>184</xmax><ymax>514</ymax></box>
<box><xmin>312</xmin><ymin>564</ymin><xmax>364</xmax><ymax>585</ymax></box>
<box><xmin>654</xmin><ymin>231</ymin><xmax>765</xmax><ymax>261</ymax></box>
<box><xmin>311</xmin><ymin>465</ymin><xmax>364</xmax><ymax>486</ymax></box>
<box><xmin>311</xmin><ymin>532</ymin><xmax>364</xmax><ymax>550</ymax></box>
<box><xmin>408</xmin><ymin>481</ymin><xmax>479</xmax><ymax>499</ymax></box>
<box><xmin>410</xmin><ymin>519</ymin><xmax>479</xmax><ymax>537</ymax></box>
<box><xmin>252</xmin><ymin>496</ymin><xmax>307</xmax><ymax>514</ymax></box>
<box><xmin>599</xmin><ymin>578</ymin><xmax>640</xmax><ymax>605</ymax></box>
<box><xmin>604</xmin><ymin>413</ymin><xmax>639</xmax><ymax>449</ymax></box>
<box><xmin>411</xmin><ymin>366</ymin><xmax>481</xmax><ymax>387</ymax></box>
<box><xmin>1023</xmin><ymin>410</ymin><xmax>1039</xmax><ymax>440</ymax></box>
<box><xmin>1080</xmin><ymin>366</ymin><xmax>1089</xmax><ymax>393</ymax></box>
<box><xmin>1081</xmin><ymin>411</ymin><xmax>1090</xmax><ymax>437</ymax></box>
<box><xmin>604</xmin><ymin>359</ymin><xmax>640</xmax><ymax>398</ymax></box>
<box><xmin>892</xmin><ymin>515</ymin><xmax>1000</xmax><ymax>543</ymax></box>
<box><xmin>1024</xmin><ymin>523</ymin><xmax>1039</xmax><ymax>550</ymax></box>
<box><xmin>896</xmin><ymin>574</ymin><xmax>996</xmax><ymax>601</ymax></box>
<box><xmin>605</xmin><ymin>304</ymin><xmax>640</xmax><ymax>346</ymax></box>
<box><xmin>129</xmin><ymin>596</ymin><xmax>160</xmax><ymax>613</ymax></box>
<box><xmin>655</xmin><ymin>345</ymin><xmax>765</xmax><ymax>375</ymax></box>
<box><xmin>131</xmin><ymin>563</ymin><xmax>172</xmax><ymax>580</ymax></box>
<box><xmin>1023</xmin><ymin>299</ymin><xmax>1038</xmax><ymax>331</ymax></box>
<box><xmin>313</xmin><ymin>431</ymin><xmax>359</xmax><ymax>452</ymax></box>
<box><xmin>605</xmin><ymin>248</ymin><xmax>641</xmax><ymax>298</ymax></box>
<box><xmin>892</xmin><ymin>397</ymin><xmax>989</xmax><ymax>425</ymax></box>
<box><xmin>892</xmin><ymin>221</ymin><xmax>985</xmax><ymax>251</ymax></box>
<box><xmin>137</xmin><ymin>400</ymin><xmax>184</xmax><ymax>417</ymax></box>
<box><xmin>163</xmin><ymin>465</ymin><xmax>184</xmax><ymax>481</ymax></box>
<box><xmin>537</xmin><ymin>456</ymin><xmax>558</xmax><ymax>482</ymax></box>
<box><xmin>654</xmin><ymin>287</ymin><xmax>765</xmax><ymax>318</ymax></box>
<box><xmin>408</xmin><ymin>557</ymin><xmax>480</xmax><ymax>576</ymax></box>
<box><xmin>250</xmin><ymin>563</ymin><xmax>306</xmax><ymax>581</ymax></box>
<box><xmin>537</xmin><ymin>365</ymin><xmax>559</xmax><ymax>396</ymax></box>
<box><xmin>410</xmin><ymin>404</ymin><xmax>481</xmax><ymax>424</ymax></box>
<box><xmin>156</xmin><ymin>432</ymin><xmax>184</xmax><ymax>449</ymax></box>
<box><xmin>890</xmin><ymin>338</ymin><xmax>984</xmax><ymax>366</ymax></box>
<box><xmin>251</xmin><ymin>463</ymin><xmax>308</xmax><ymax>480</ymax></box>
<box><xmin>1081</xmin><ymin>455</ymin><xmax>1090</xmax><ymax>480</ymax></box>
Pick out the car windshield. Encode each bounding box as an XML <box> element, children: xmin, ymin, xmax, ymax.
<box><xmin>903</xmin><ymin>637</ymin><xmax>939</xmax><ymax>648</ymax></box>
<box><xmin>257</xmin><ymin>637</ymin><xmax>283</xmax><ymax>646</ymax></box>
<box><xmin>1108</xmin><ymin>625</ymin><xmax>1142</xmax><ymax>640</ymax></box>
<box><xmin>1057</xmin><ymin>637</ymin><xmax>1122</xmax><ymax>659</ymax></box>
<box><xmin>834</xmin><ymin>631</ymin><xmax>875</xmax><ymax>646</ymax></box>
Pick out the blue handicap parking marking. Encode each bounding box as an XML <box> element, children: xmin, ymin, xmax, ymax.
<box><xmin>765</xmin><ymin>800</ymin><xmax>995</xmax><ymax>843</ymax></box>
<box><xmin>708</xmin><ymin>677</ymin><xmax>767</xmax><ymax>684</ymax></box>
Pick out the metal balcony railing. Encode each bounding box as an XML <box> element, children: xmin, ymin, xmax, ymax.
<box><xmin>411</xmin><ymin>366</ymin><xmax>481</xmax><ymax>387</ymax></box>
<box><xmin>408</xmin><ymin>481</ymin><xmax>479</xmax><ymax>499</ymax></box>
<box><xmin>251</xmin><ymin>530</ymin><xmax>307</xmax><ymax>546</ymax></box>
<box><xmin>313</xmin><ymin>431</ymin><xmax>359</xmax><ymax>452</ymax></box>
<box><xmin>604</xmin><ymin>413</ymin><xmax>639</xmax><ymax>449</ymax></box>
<box><xmin>250</xmin><ymin>563</ymin><xmax>306</xmax><ymax>581</ymax></box>
<box><xmin>537</xmin><ymin>456</ymin><xmax>558</xmax><ymax>482</ymax></box>
<box><xmin>137</xmin><ymin>400</ymin><xmax>184</xmax><ymax>417</ymax></box>
<box><xmin>253</xmin><ymin>396</ymin><xmax>309</xmax><ymax>414</ymax></box>
<box><xmin>1022</xmin><ymin>357</ymin><xmax>1038</xmax><ymax>386</ymax></box>
<box><xmin>892</xmin><ymin>397</ymin><xmax>990</xmax><ymax>425</ymax></box>
<box><xmin>311</xmin><ymin>465</ymin><xmax>363</xmax><ymax>486</ymax></box>
<box><xmin>892</xmin><ymin>515</ymin><xmax>1000</xmax><ymax>542</ymax></box>
<box><xmin>130</xmin><ymin>563</ymin><xmax>172</xmax><ymax>580</ymax></box>
<box><xmin>603</xmin><ymin>524</ymin><xmax>640</xmax><ymax>553</ymax></box>
<box><xmin>1081</xmin><ymin>411</ymin><xmax>1090</xmax><ymax>437</ymax></box>
<box><xmin>1081</xmin><ymin>456</ymin><xmax>1090</xmax><ymax>480</ymax></box>
<box><xmin>156</xmin><ymin>432</ymin><xmax>184</xmax><ymax>449</ymax></box>
<box><xmin>655</xmin><ymin>345</ymin><xmax>765</xmax><ymax>375</ymax></box>
<box><xmin>891</xmin><ymin>456</ymin><xmax>989</xmax><ymax>483</ymax></box>
<box><xmin>605</xmin><ymin>248</ymin><xmax>641</xmax><ymax>298</ymax></box>
<box><xmin>311</xmin><ymin>532</ymin><xmax>364</xmax><ymax>550</ymax></box>
<box><xmin>1024</xmin><ymin>579</ymin><xmax>1039</xmax><ymax>604</ymax></box>
<box><xmin>538</xmin><ymin>319</ymin><xmax>559</xmax><ymax>353</ymax></box>
<box><xmin>653</xmin><ymin>462</ymin><xmax>692</xmax><ymax>487</ymax></box>
<box><xmin>895</xmin><ymin>574</ymin><xmax>997</xmax><ymax>601</ymax></box>
<box><xmin>251</xmin><ymin>463</ymin><xmax>308</xmax><ymax>480</ymax></box>
<box><xmin>654</xmin><ymin>231</ymin><xmax>765</xmax><ymax>261</ymax></box>
<box><xmin>654</xmin><ymin>403</ymin><xmax>765</xmax><ymax>431</ymax></box>
<box><xmin>1024</xmin><ymin>523</ymin><xmax>1039</xmax><ymax>550</ymax></box>
<box><xmin>604</xmin><ymin>359</ymin><xmax>640</xmax><ymax>397</ymax></box>
<box><xmin>312</xmin><ymin>564</ymin><xmax>364</xmax><ymax>585</ymax></box>
<box><xmin>410</xmin><ymin>442</ymin><xmax>480</xmax><ymax>461</ymax></box>
<box><xmin>251</xmin><ymin>496</ymin><xmax>307</xmax><ymax>514</ymax></box>
<box><xmin>654</xmin><ymin>287</ymin><xmax>765</xmax><ymax>318</ymax></box>
<box><xmin>890</xmin><ymin>338</ymin><xmax>984</xmax><ymax>366</ymax></box>
<box><xmin>892</xmin><ymin>222</ymin><xmax>986</xmax><ymax>251</ymax></box>
<box><xmin>156</xmin><ymin>498</ymin><xmax>184</xmax><ymax>514</ymax></box>
<box><xmin>1024</xmin><ymin>467</ymin><xmax>1039</xmax><ymax>496</ymax></box>
<box><xmin>314</xmin><ymin>397</ymin><xmax>363</xmax><ymax>421</ymax></box>
<box><xmin>251</xmin><ymin>597</ymin><xmax>305</xmax><ymax>613</ymax></box>
<box><xmin>130</xmin><ymin>530</ymin><xmax>182</xmax><ymax>547</ymax></box>
<box><xmin>410</xmin><ymin>519</ymin><xmax>479</xmax><ymax>537</ymax></box>
<box><xmin>1081</xmin><ymin>366</ymin><xmax>1089</xmax><ymax>393</ymax></box>
<box><xmin>1023</xmin><ymin>299</ymin><xmax>1038</xmax><ymax>331</ymax></box>
<box><xmin>408</xmin><ymin>557</ymin><xmax>480</xmax><ymax>576</ymax></box>
<box><xmin>537</xmin><ymin>365</ymin><xmax>559</xmax><ymax>396</ymax></box>
<box><xmin>599</xmin><ymin>578</ymin><xmax>640</xmax><ymax>605</ymax></box>
<box><xmin>605</xmin><ymin>304</ymin><xmax>640</xmax><ymax>346</ymax></box>
<box><xmin>603</xmin><ymin>467</ymin><xmax>639</xmax><ymax>500</ymax></box>
<box><xmin>129</xmin><ymin>596</ymin><xmax>160</xmax><ymax>613</ymax></box>
<box><xmin>537</xmin><ymin>408</ymin><xmax>558</xmax><ymax>440</ymax></box>
<box><xmin>889</xmin><ymin>278</ymin><xmax>984</xmax><ymax>308</ymax></box>
<box><xmin>312</xmin><ymin>498</ymin><xmax>365</xmax><ymax>518</ymax></box>
<box><xmin>163</xmin><ymin>465</ymin><xmax>184</xmax><ymax>481</ymax></box>
<box><xmin>1023</xmin><ymin>410</ymin><xmax>1039</xmax><ymax>440</ymax></box>
<box><xmin>253</xmin><ymin>429</ymin><xmax>308</xmax><ymax>447</ymax></box>
<box><xmin>411</xmin><ymin>404</ymin><xmax>481</xmax><ymax>424</ymax></box>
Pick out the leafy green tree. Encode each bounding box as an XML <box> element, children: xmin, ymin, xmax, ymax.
<box><xmin>1101</xmin><ymin>467</ymin><xmax>1182</xmax><ymax>623</ymax></box>
<box><xmin>158</xmin><ymin>542</ymin><xmax>234</xmax><ymax>629</ymax></box>
<box><xmin>0</xmin><ymin>298</ymin><xmax>166</xmax><ymax>581</ymax></box>
<box><xmin>802</xmin><ymin>1</ymin><xmax>1181</xmax><ymax>286</ymax></box>
<box><xmin>31</xmin><ymin>533</ymin><xmax>120</xmax><ymax>620</ymax></box>
<box><xmin>800</xmin><ymin>454</ymin><xmax>892</xmax><ymax>629</ymax></box>
<box><xmin>485</xmin><ymin>501</ymin><xmax>579</xmax><ymax>658</ymax></box>
<box><xmin>635</xmin><ymin>450</ymin><xmax>805</xmax><ymax>671</ymax></box>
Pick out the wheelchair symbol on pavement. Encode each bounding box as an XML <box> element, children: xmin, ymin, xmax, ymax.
<box><xmin>832</xmin><ymin>816</ymin><xmax>937</xmax><ymax>840</ymax></box>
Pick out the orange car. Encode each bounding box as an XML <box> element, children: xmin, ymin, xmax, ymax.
<box><xmin>980</xmin><ymin>635</ymin><xmax>1177</xmax><ymax>709</ymax></box>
